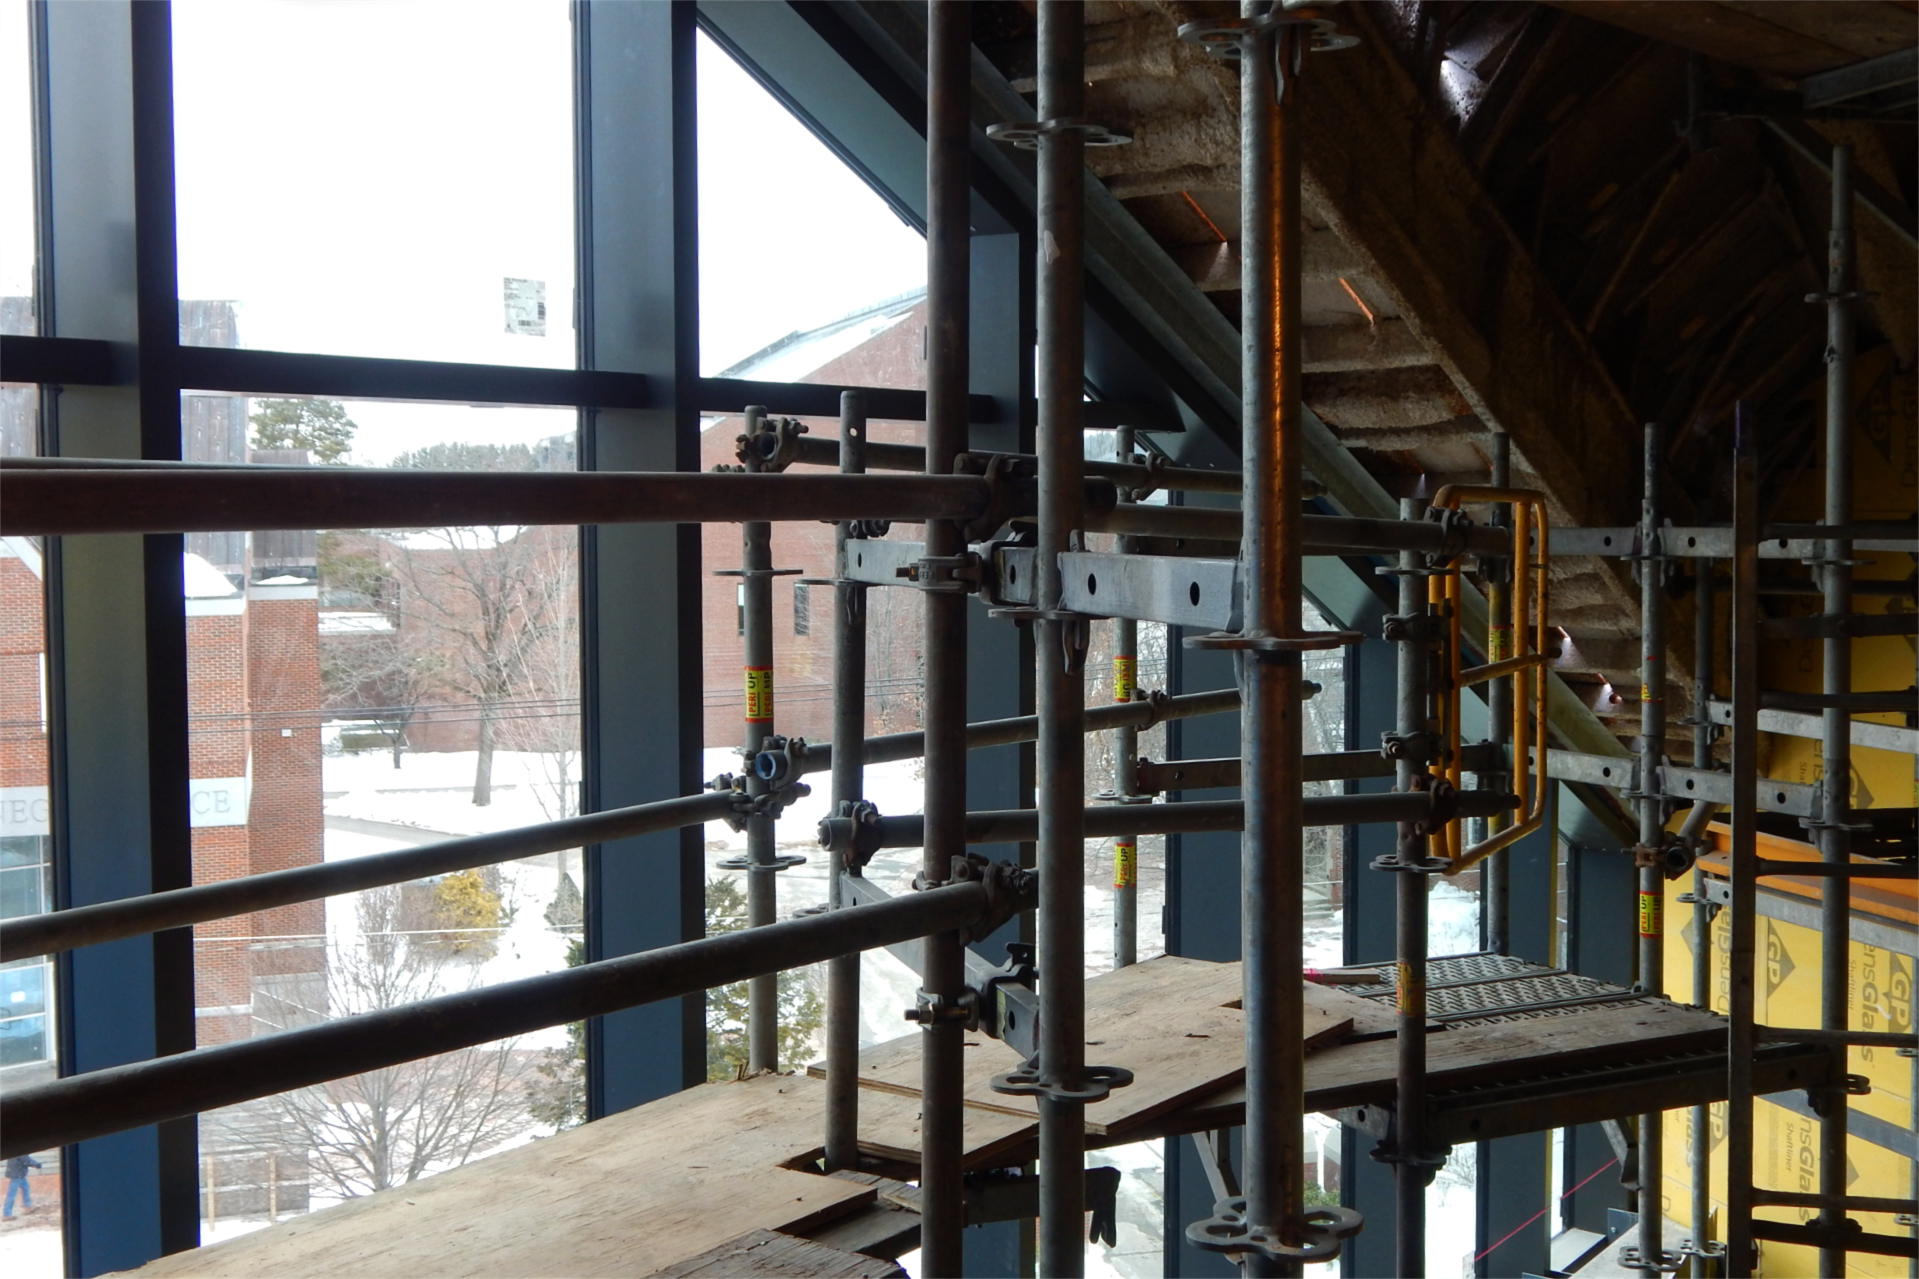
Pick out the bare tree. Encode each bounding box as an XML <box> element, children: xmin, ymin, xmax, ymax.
<box><xmin>265</xmin><ymin>888</ymin><xmax>533</xmax><ymax>1199</ymax></box>
<box><xmin>501</xmin><ymin>582</ymin><xmax>581</xmax><ymax>822</ymax></box>
<box><xmin>383</xmin><ymin>523</ymin><xmax>574</xmax><ymax>805</ymax></box>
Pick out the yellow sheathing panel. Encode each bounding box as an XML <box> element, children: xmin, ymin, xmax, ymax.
<box><xmin>1661</xmin><ymin>845</ymin><xmax>1915</xmax><ymax>1278</ymax></box>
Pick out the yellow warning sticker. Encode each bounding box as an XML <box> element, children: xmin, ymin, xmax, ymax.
<box><xmin>744</xmin><ymin>667</ymin><xmax>773</xmax><ymax>722</ymax></box>
<box><xmin>1487</xmin><ymin>623</ymin><xmax>1511</xmax><ymax>661</ymax></box>
<box><xmin>1113</xmin><ymin>656</ymin><xmax>1136</xmax><ymax>704</ymax></box>
<box><xmin>1638</xmin><ymin>890</ymin><xmax>1662</xmax><ymax>938</ymax></box>
<box><xmin>1395</xmin><ymin>962</ymin><xmax>1420</xmax><ymax>1015</ymax></box>
<box><xmin>1113</xmin><ymin>840</ymin><xmax>1136</xmax><ymax>890</ymax></box>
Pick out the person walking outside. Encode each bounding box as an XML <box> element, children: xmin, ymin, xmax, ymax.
<box><xmin>3</xmin><ymin>1153</ymin><xmax>40</xmax><ymax>1219</ymax></box>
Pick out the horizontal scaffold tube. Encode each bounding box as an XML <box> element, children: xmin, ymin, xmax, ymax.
<box><xmin>0</xmin><ymin>792</ymin><xmax>739</xmax><ymax>963</ymax></box>
<box><xmin>819</xmin><ymin>790</ymin><xmax>1517</xmax><ymax>853</ymax></box>
<box><xmin>0</xmin><ymin>875</ymin><xmax>1026</xmax><ymax>1159</ymax></box>
<box><xmin>1083</xmin><ymin>504</ymin><xmax>1513</xmax><ymax>558</ymax></box>
<box><xmin>1132</xmin><ymin>742</ymin><xmax>1499</xmax><ymax>793</ymax></box>
<box><xmin>793</xmin><ymin>687</ymin><xmax>1241</xmax><ymax>774</ymax></box>
<box><xmin>0</xmin><ymin>465</ymin><xmax>1114</xmax><ymax>536</ymax></box>
<box><xmin>787</xmin><ymin>435</ymin><xmax>1245</xmax><ymax>495</ymax></box>
<box><xmin>3</xmin><ymin>694</ymin><xmax>1241</xmax><ymax>962</ymax></box>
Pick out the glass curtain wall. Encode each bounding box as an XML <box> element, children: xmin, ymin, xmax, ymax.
<box><xmin>1</xmin><ymin>2</ymin><xmax>58</xmax><ymax>1272</ymax></box>
<box><xmin>169</xmin><ymin>3</ymin><xmax>583</xmax><ymax>1240</ymax></box>
<box><xmin>694</xmin><ymin>29</ymin><xmax>927</xmax><ymax>1078</ymax></box>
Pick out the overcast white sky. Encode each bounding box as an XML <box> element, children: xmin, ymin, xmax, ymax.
<box><xmin>0</xmin><ymin>3</ymin><xmax>926</xmax><ymax>463</ymax></box>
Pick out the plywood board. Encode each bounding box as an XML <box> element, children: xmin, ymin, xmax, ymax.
<box><xmin>810</xmin><ymin>957</ymin><xmax>1353</xmax><ymax>1139</ymax></box>
<box><xmin>1155</xmin><ymin>998</ymin><xmax>1732</xmax><ymax>1137</ymax></box>
<box><xmin>652</xmin><ymin>1229</ymin><xmax>907</xmax><ymax>1278</ymax></box>
<box><xmin>853</xmin><ymin>1083</ymin><xmax>1036</xmax><ymax>1172</ymax></box>
<box><xmin>126</xmin><ymin>1076</ymin><xmax>874</xmax><ymax>1279</ymax></box>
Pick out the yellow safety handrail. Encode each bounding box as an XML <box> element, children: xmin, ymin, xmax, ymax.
<box><xmin>1424</xmin><ymin>485</ymin><xmax>1550</xmax><ymax>874</ymax></box>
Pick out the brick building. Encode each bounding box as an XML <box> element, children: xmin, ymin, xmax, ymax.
<box><xmin>698</xmin><ymin>291</ymin><xmax>932</xmax><ymax>748</ymax></box>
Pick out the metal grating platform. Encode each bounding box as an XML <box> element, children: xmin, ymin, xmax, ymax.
<box><xmin>1362</xmin><ymin>953</ymin><xmax>1644</xmax><ymax>1022</ymax></box>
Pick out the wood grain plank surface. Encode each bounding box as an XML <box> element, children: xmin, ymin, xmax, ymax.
<box><xmin>124</xmin><ymin>1076</ymin><xmax>875</xmax><ymax>1279</ymax></box>
<box><xmin>652</xmin><ymin>1229</ymin><xmax>907</xmax><ymax>1278</ymax></box>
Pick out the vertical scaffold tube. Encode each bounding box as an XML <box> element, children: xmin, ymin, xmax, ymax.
<box><xmin>1635</xmin><ymin>420</ymin><xmax>1667</xmax><ymax>1274</ymax></box>
<box><xmin>1035</xmin><ymin>4</ymin><xmax>1090</xmax><ymax>1273</ymax></box>
<box><xmin>1111</xmin><ymin>421</ymin><xmax>1140</xmax><ymax>970</ymax></box>
<box><xmin>1724</xmin><ymin>406</ymin><xmax>1760</xmax><ymax>1278</ymax></box>
<box><xmin>1815</xmin><ymin>142</ymin><xmax>1856</xmax><ymax>1279</ymax></box>
<box><xmin>1392</xmin><ymin>500</ymin><xmax>1433</xmax><ymax>1279</ymax></box>
<box><xmin>824</xmin><ymin>391</ymin><xmax>867</xmax><ymax>1173</ymax></box>
<box><xmin>1238</xmin><ymin>13</ymin><xmax>1312</xmax><ymax>1271</ymax></box>
<box><xmin>741</xmin><ymin>405</ymin><xmax>780</xmax><ymax>1074</ymax></box>
<box><xmin>918</xmin><ymin>6</ymin><xmax>971</xmax><ymax>1272</ymax></box>
<box><xmin>1483</xmin><ymin>433</ymin><xmax>1512</xmax><ymax>955</ymax></box>
<box><xmin>1688</xmin><ymin>552</ymin><xmax>1720</xmax><ymax>1275</ymax></box>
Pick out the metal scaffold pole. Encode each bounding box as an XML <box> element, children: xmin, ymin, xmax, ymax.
<box><xmin>1813</xmin><ymin>141</ymin><xmax>1858</xmax><ymax>1279</ymax></box>
<box><xmin>1724</xmin><ymin>406</ymin><xmax>1760</xmax><ymax>1278</ymax></box>
<box><xmin>1111</xmin><ymin>422</ymin><xmax>1140</xmax><ymax>971</ymax></box>
<box><xmin>1034</xmin><ymin>6</ymin><xmax>1093</xmax><ymax>1271</ymax></box>
<box><xmin>1483</xmin><ymin>433</ymin><xmax>1512</xmax><ymax>955</ymax></box>
<box><xmin>1174</xmin><ymin>6</ymin><xmax>1360</xmax><ymax>1272</ymax></box>
<box><xmin>1391</xmin><ymin>500</ymin><xmax>1439</xmax><ymax>1279</ymax></box>
<box><xmin>1630</xmin><ymin>420</ymin><xmax>1671</xmax><ymax>1275</ymax></box>
<box><xmin>740</xmin><ymin>405</ymin><xmax>782</xmax><ymax>1074</ymax></box>
<box><xmin>824</xmin><ymin>390</ymin><xmax>868</xmax><ymax>1173</ymax></box>
<box><xmin>917</xmin><ymin>6</ymin><xmax>972</xmax><ymax>1270</ymax></box>
<box><xmin>1686</xmin><ymin>541</ymin><xmax>1723</xmax><ymax>1277</ymax></box>
<box><xmin>1241</xmin><ymin>15</ymin><xmax>1309</xmax><ymax>1276</ymax></box>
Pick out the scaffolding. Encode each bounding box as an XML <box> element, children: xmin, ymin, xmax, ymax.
<box><xmin>2</xmin><ymin>7</ymin><xmax>1916</xmax><ymax>1279</ymax></box>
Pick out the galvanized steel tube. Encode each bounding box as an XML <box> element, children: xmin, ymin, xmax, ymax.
<box><xmin>1816</xmin><ymin>142</ymin><xmax>1857</xmax><ymax>1279</ymax></box>
<box><xmin>1084</xmin><ymin>504</ymin><xmax>1512</xmax><ymax>558</ymax></box>
<box><xmin>1034</xmin><ymin>7</ymin><xmax>1091</xmax><ymax>1271</ymax></box>
<box><xmin>918</xmin><ymin>7</ymin><xmax>972</xmax><ymax>1270</ymax></box>
<box><xmin>1237</xmin><ymin>11</ymin><xmax>1310</xmax><ymax>1273</ymax></box>
<box><xmin>1392</xmin><ymin>503</ymin><xmax>1432</xmax><ymax>1279</ymax></box>
<box><xmin>1</xmin><ymin>791</ymin><xmax>738</xmax><ymax>962</ymax></box>
<box><xmin>1689</xmin><ymin>551</ymin><xmax>1720</xmax><ymax>1274</ymax></box>
<box><xmin>1483</xmin><ymin>433</ymin><xmax>1513</xmax><ymax>955</ymax></box>
<box><xmin>1636</xmin><ymin>421</ymin><xmax>1667</xmax><ymax>1272</ymax></box>
<box><xmin>824</xmin><ymin>391</ymin><xmax>868</xmax><ymax>1171</ymax></box>
<box><xmin>822</xmin><ymin>790</ymin><xmax>1516</xmax><ymax>853</ymax></box>
<box><xmin>0</xmin><ymin>878</ymin><xmax>1017</xmax><ymax>1161</ymax></box>
<box><xmin>794</xmin><ymin>688</ymin><xmax>1242</xmax><ymax>775</ymax></box>
<box><xmin>0</xmin><ymin>467</ymin><xmax>1008</xmax><ymax>536</ymax></box>
<box><xmin>1725</xmin><ymin>407</ymin><xmax>1760</xmax><ymax>1277</ymax></box>
<box><xmin>1112</xmin><ymin>423</ymin><xmax>1140</xmax><ymax>971</ymax></box>
<box><xmin>741</xmin><ymin>407</ymin><xmax>781</xmax><ymax>1074</ymax></box>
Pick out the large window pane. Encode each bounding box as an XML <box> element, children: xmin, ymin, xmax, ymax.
<box><xmin>171</xmin><ymin>2</ymin><xmax>574</xmax><ymax>367</ymax></box>
<box><xmin>695</xmin><ymin>29</ymin><xmax>931</xmax><ymax>1080</ymax></box>
<box><xmin>1</xmin><ymin>4</ymin><xmax>58</xmax><ymax>1271</ymax></box>
<box><xmin>697</xmin><ymin>31</ymin><xmax>925</xmax><ymax>381</ymax></box>
<box><xmin>181</xmin><ymin>385</ymin><xmax>582</xmax><ymax>1239</ymax></box>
